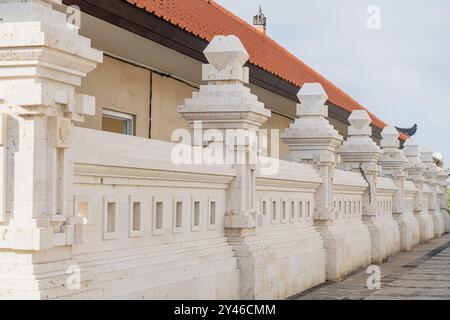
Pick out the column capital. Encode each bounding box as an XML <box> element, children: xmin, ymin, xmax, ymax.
<box><xmin>380</xmin><ymin>126</ymin><xmax>408</xmax><ymax>177</ymax></box>
<box><xmin>178</xmin><ymin>35</ymin><xmax>270</xmax><ymax>133</ymax></box>
<box><xmin>338</xmin><ymin>110</ymin><xmax>382</xmax><ymax>171</ymax></box>
<box><xmin>404</xmin><ymin>138</ymin><xmax>426</xmax><ymax>181</ymax></box>
<box><xmin>420</xmin><ymin>147</ymin><xmax>441</xmax><ymax>182</ymax></box>
<box><xmin>281</xmin><ymin>83</ymin><xmax>343</xmax><ymax>165</ymax></box>
<box><xmin>0</xmin><ymin>0</ymin><xmax>102</xmax><ymax>121</ymax></box>
<box><xmin>202</xmin><ymin>35</ymin><xmax>250</xmax><ymax>83</ymax></box>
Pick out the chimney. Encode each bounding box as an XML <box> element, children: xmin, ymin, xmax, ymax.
<box><xmin>253</xmin><ymin>5</ymin><xmax>267</xmax><ymax>35</ymax></box>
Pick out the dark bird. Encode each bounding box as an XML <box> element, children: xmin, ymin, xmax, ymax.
<box><xmin>395</xmin><ymin>124</ymin><xmax>417</xmax><ymax>137</ymax></box>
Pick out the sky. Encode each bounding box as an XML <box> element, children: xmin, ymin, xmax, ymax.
<box><xmin>216</xmin><ymin>0</ymin><xmax>450</xmax><ymax>162</ymax></box>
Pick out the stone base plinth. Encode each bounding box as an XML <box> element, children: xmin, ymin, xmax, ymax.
<box><xmin>364</xmin><ymin>215</ymin><xmax>401</xmax><ymax>264</ymax></box>
<box><xmin>317</xmin><ymin>219</ymin><xmax>372</xmax><ymax>282</ymax></box>
<box><xmin>415</xmin><ymin>212</ymin><xmax>435</xmax><ymax>243</ymax></box>
<box><xmin>0</xmin><ymin>238</ymin><xmax>241</xmax><ymax>300</ymax></box>
<box><xmin>230</xmin><ymin>225</ymin><xmax>326</xmax><ymax>300</ymax></box>
<box><xmin>394</xmin><ymin>213</ymin><xmax>420</xmax><ymax>252</ymax></box>
<box><xmin>430</xmin><ymin>210</ymin><xmax>446</xmax><ymax>238</ymax></box>
<box><xmin>442</xmin><ymin>209</ymin><xmax>450</xmax><ymax>233</ymax></box>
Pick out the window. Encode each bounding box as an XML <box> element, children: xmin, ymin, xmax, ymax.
<box><xmin>102</xmin><ymin>109</ymin><xmax>134</xmax><ymax>136</ymax></box>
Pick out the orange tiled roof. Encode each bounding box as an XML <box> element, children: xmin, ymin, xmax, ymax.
<box><xmin>126</xmin><ymin>0</ymin><xmax>406</xmax><ymax>139</ymax></box>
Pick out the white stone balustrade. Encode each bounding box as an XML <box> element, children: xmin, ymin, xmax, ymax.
<box><xmin>0</xmin><ymin>1</ymin><xmax>447</xmax><ymax>299</ymax></box>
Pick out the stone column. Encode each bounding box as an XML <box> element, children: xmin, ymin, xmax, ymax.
<box><xmin>437</xmin><ymin>167</ymin><xmax>449</xmax><ymax>232</ymax></box>
<box><xmin>178</xmin><ymin>35</ymin><xmax>271</xmax><ymax>299</ymax></box>
<box><xmin>379</xmin><ymin>127</ymin><xmax>420</xmax><ymax>251</ymax></box>
<box><xmin>0</xmin><ymin>0</ymin><xmax>102</xmax><ymax>299</ymax></box>
<box><xmin>281</xmin><ymin>83</ymin><xmax>342</xmax><ymax>221</ymax></box>
<box><xmin>421</xmin><ymin>148</ymin><xmax>445</xmax><ymax>237</ymax></box>
<box><xmin>282</xmin><ymin>84</ymin><xmax>371</xmax><ymax>281</ymax></box>
<box><xmin>338</xmin><ymin>110</ymin><xmax>400</xmax><ymax>264</ymax></box>
<box><xmin>403</xmin><ymin>139</ymin><xmax>434</xmax><ymax>242</ymax></box>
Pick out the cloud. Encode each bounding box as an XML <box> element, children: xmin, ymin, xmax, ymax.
<box><xmin>216</xmin><ymin>0</ymin><xmax>450</xmax><ymax>161</ymax></box>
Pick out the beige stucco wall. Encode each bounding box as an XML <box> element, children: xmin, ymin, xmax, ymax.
<box><xmin>150</xmin><ymin>73</ymin><xmax>194</xmax><ymax>141</ymax></box>
<box><xmin>329</xmin><ymin>116</ymin><xmax>348</xmax><ymax>141</ymax></box>
<box><xmin>261</xmin><ymin>112</ymin><xmax>293</xmax><ymax>158</ymax></box>
<box><xmin>77</xmin><ymin>56</ymin><xmax>151</xmax><ymax>138</ymax></box>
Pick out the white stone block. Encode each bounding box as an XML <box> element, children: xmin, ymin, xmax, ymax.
<box><xmin>203</xmin><ymin>35</ymin><xmax>249</xmax><ymax>70</ymax></box>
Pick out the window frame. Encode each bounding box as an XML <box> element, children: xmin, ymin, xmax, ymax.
<box><xmin>102</xmin><ymin>109</ymin><xmax>135</xmax><ymax>136</ymax></box>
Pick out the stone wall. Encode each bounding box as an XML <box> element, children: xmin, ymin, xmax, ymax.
<box><xmin>0</xmin><ymin>0</ymin><xmax>448</xmax><ymax>300</ymax></box>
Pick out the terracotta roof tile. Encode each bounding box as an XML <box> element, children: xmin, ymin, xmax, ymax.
<box><xmin>126</xmin><ymin>0</ymin><xmax>407</xmax><ymax>140</ymax></box>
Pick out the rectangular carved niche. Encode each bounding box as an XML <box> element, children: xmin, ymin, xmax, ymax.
<box><xmin>103</xmin><ymin>196</ymin><xmax>118</xmax><ymax>240</ymax></box>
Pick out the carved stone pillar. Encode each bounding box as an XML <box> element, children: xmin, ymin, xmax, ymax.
<box><xmin>437</xmin><ymin>167</ymin><xmax>449</xmax><ymax>232</ymax></box>
<box><xmin>379</xmin><ymin>127</ymin><xmax>420</xmax><ymax>251</ymax></box>
<box><xmin>178</xmin><ymin>35</ymin><xmax>271</xmax><ymax>299</ymax></box>
<box><xmin>403</xmin><ymin>139</ymin><xmax>434</xmax><ymax>242</ymax></box>
<box><xmin>0</xmin><ymin>0</ymin><xmax>102</xmax><ymax>298</ymax></box>
<box><xmin>282</xmin><ymin>83</ymin><xmax>342</xmax><ymax>221</ymax></box>
<box><xmin>338</xmin><ymin>110</ymin><xmax>400</xmax><ymax>264</ymax></box>
<box><xmin>420</xmin><ymin>148</ymin><xmax>445</xmax><ymax>237</ymax></box>
<box><xmin>282</xmin><ymin>84</ymin><xmax>371</xmax><ymax>281</ymax></box>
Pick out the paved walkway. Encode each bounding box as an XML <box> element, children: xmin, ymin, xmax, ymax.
<box><xmin>295</xmin><ymin>234</ymin><xmax>450</xmax><ymax>300</ymax></box>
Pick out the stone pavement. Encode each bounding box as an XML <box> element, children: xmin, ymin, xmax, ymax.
<box><xmin>294</xmin><ymin>234</ymin><xmax>450</xmax><ymax>300</ymax></box>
